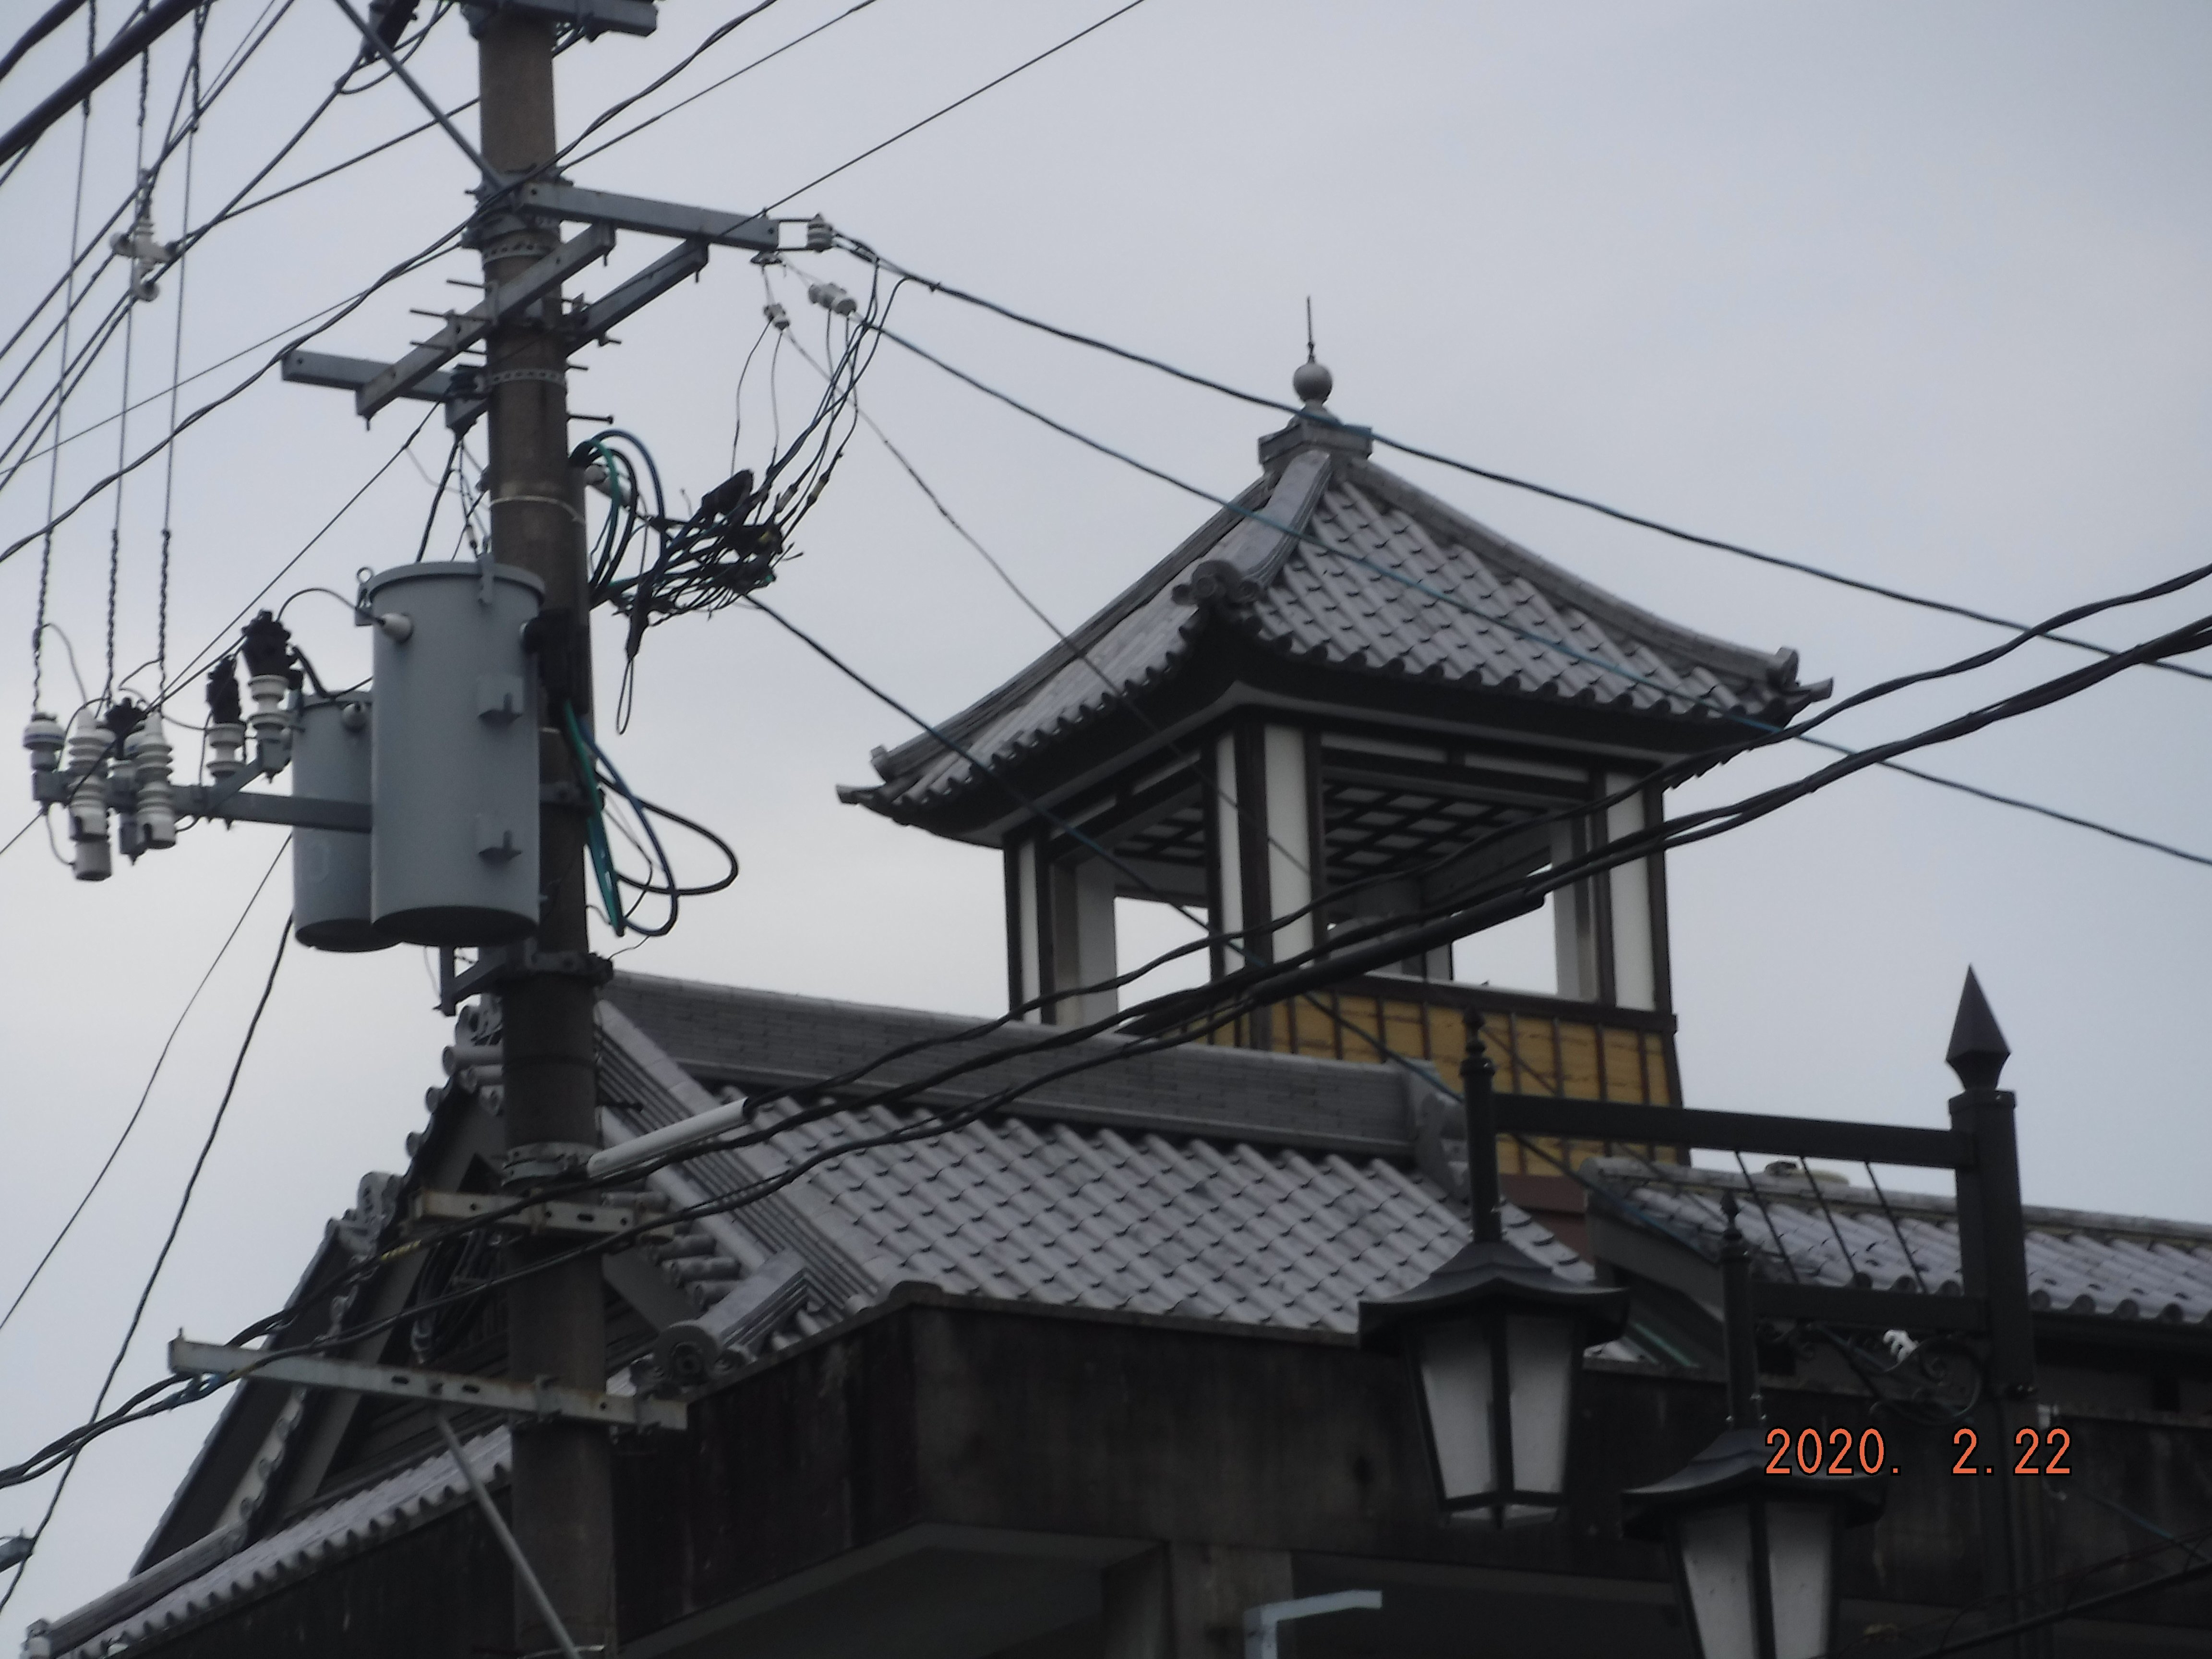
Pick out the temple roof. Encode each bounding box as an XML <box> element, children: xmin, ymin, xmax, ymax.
<box><xmin>843</xmin><ymin>408</ymin><xmax>1821</xmax><ymax>841</ymax></box>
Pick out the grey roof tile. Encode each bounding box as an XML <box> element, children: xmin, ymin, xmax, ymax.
<box><xmin>857</xmin><ymin>431</ymin><xmax>1811</xmax><ymax>822</ymax></box>
<box><xmin>1583</xmin><ymin>1161</ymin><xmax>2212</xmax><ymax>1322</ymax></box>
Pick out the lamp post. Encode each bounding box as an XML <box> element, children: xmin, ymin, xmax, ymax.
<box><xmin>1359</xmin><ymin>1049</ymin><xmax>1628</xmax><ymax>1526</ymax></box>
<box><xmin>1623</xmin><ymin>1197</ymin><xmax>1883</xmax><ymax>1659</ymax></box>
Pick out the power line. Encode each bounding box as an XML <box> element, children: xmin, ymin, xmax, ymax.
<box><xmin>0</xmin><ymin>900</ymin><xmax>289</xmax><ymax>1618</ymax></box>
<box><xmin>0</xmin><ymin>839</ymin><xmax>289</xmax><ymax>1343</ymax></box>
<box><xmin>150</xmin><ymin>590</ymin><xmax>2212</xmax><ymax>1400</ymax></box>
<box><xmin>762</xmin><ymin>0</ymin><xmax>1154</xmax><ymax>209</ymax></box>
<box><xmin>561</xmin><ymin>0</ymin><xmax>881</xmax><ymax>169</ymax></box>
<box><xmin>836</xmin><ymin>240</ymin><xmax>2212</xmax><ymax>690</ymax></box>
<box><xmin>860</xmin><ymin>316</ymin><xmax>2212</xmax><ymax>869</ymax></box>
<box><xmin>0</xmin><ymin>0</ymin><xmax>212</xmax><ymax>173</ymax></box>
<box><xmin>157</xmin><ymin>402</ymin><xmax>438</xmax><ymax>705</ymax></box>
<box><xmin>0</xmin><ymin>228</ymin><xmax>465</xmax><ymax>568</ymax></box>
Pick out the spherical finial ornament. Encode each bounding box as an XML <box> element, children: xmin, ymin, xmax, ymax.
<box><xmin>1292</xmin><ymin>355</ymin><xmax>1333</xmax><ymax>407</ymax></box>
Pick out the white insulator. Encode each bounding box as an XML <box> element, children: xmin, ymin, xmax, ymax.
<box><xmin>206</xmin><ymin>721</ymin><xmax>247</xmax><ymax>779</ymax></box>
<box><xmin>125</xmin><ymin>716</ymin><xmax>177</xmax><ymax>850</ymax></box>
<box><xmin>22</xmin><ymin>712</ymin><xmax>63</xmax><ymax>772</ymax></box>
<box><xmin>73</xmin><ymin>832</ymin><xmax>112</xmax><ymax>882</ymax></box>
<box><xmin>246</xmin><ymin>672</ymin><xmax>291</xmax><ymax>771</ymax></box>
<box><xmin>64</xmin><ymin>708</ymin><xmax>111</xmax><ymax>880</ymax></box>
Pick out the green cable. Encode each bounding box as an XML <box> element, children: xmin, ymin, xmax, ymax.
<box><xmin>560</xmin><ymin>701</ymin><xmax>624</xmax><ymax>934</ymax></box>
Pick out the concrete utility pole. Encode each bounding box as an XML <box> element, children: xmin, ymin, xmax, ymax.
<box><xmin>475</xmin><ymin>15</ymin><xmax>615</xmax><ymax>1653</ymax></box>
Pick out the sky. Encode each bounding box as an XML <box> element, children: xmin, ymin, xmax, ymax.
<box><xmin>1</xmin><ymin>0</ymin><xmax>2209</xmax><ymax>1640</ymax></box>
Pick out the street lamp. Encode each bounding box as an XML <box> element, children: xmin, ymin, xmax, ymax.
<box><xmin>1359</xmin><ymin>1052</ymin><xmax>1628</xmax><ymax>1526</ymax></box>
<box><xmin>1623</xmin><ymin>1197</ymin><xmax>1883</xmax><ymax>1659</ymax></box>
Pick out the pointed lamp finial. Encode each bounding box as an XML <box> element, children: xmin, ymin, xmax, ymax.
<box><xmin>1946</xmin><ymin>968</ymin><xmax>2010</xmax><ymax>1092</ymax></box>
<box><xmin>1291</xmin><ymin>296</ymin><xmax>1333</xmax><ymax>409</ymax></box>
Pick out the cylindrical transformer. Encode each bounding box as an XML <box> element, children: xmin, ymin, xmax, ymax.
<box><xmin>365</xmin><ymin>562</ymin><xmax>544</xmax><ymax>946</ymax></box>
<box><xmin>291</xmin><ymin>694</ymin><xmax>386</xmax><ymax>951</ymax></box>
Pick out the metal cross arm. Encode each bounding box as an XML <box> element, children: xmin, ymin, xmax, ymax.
<box><xmin>169</xmin><ymin>1339</ymin><xmax>686</xmax><ymax>1431</ymax></box>
<box><xmin>513</xmin><ymin>181</ymin><xmax>778</xmax><ymax>252</ymax></box>
<box><xmin>567</xmin><ymin>238</ymin><xmax>709</xmax><ymax>346</ymax></box>
<box><xmin>355</xmin><ymin>222</ymin><xmax>617</xmax><ymax>417</ymax></box>
<box><xmin>284</xmin><ymin>350</ymin><xmax>487</xmax><ymax>432</ymax></box>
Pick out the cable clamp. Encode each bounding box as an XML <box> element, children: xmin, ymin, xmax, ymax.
<box><xmin>502</xmin><ymin>1142</ymin><xmax>599</xmax><ymax>1188</ymax></box>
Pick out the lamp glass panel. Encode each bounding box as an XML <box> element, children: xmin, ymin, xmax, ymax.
<box><xmin>1504</xmin><ymin>1313</ymin><xmax>1575</xmax><ymax>1497</ymax></box>
<box><xmin>1677</xmin><ymin>1504</ymin><xmax>1759</xmax><ymax>1659</ymax></box>
<box><xmin>1764</xmin><ymin>1501</ymin><xmax>1837</xmax><ymax>1659</ymax></box>
<box><xmin>1416</xmin><ymin>1319</ymin><xmax>1495</xmax><ymax>1502</ymax></box>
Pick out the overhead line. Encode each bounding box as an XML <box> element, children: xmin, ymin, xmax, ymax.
<box><xmin>0</xmin><ymin>0</ymin><xmax>94</xmax><ymax>89</ymax></box>
<box><xmin>864</xmin><ymin>317</ymin><xmax>2212</xmax><ymax>869</ymax></box>
<box><xmin>763</xmin><ymin>0</ymin><xmax>1153</xmax><ymax>209</ymax></box>
<box><xmin>0</xmin><ymin>904</ymin><xmax>289</xmax><ymax>1619</ymax></box>
<box><xmin>842</xmin><ymin>243</ymin><xmax>2212</xmax><ymax>687</ymax></box>
<box><xmin>0</xmin><ymin>0</ymin><xmax>210</xmax><ymax>171</ymax></box>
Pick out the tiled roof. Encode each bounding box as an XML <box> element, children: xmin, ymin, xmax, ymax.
<box><xmin>600</xmin><ymin>998</ymin><xmax>1590</xmax><ymax>1337</ymax></box>
<box><xmin>31</xmin><ymin>1430</ymin><xmax>509</xmax><ymax>1659</ymax></box>
<box><xmin>854</xmin><ymin>414</ymin><xmax>1813</xmax><ymax>823</ymax></box>
<box><xmin>1583</xmin><ymin>1160</ymin><xmax>2212</xmax><ymax>1324</ymax></box>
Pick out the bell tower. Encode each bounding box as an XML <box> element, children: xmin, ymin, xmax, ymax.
<box><xmin>843</xmin><ymin>363</ymin><xmax>1822</xmax><ymax>1161</ymax></box>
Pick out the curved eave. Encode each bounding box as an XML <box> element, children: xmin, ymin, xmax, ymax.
<box><xmin>844</xmin><ymin>625</ymin><xmax>1809</xmax><ymax>848</ymax></box>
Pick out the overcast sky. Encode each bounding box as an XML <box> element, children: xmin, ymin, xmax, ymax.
<box><xmin>2</xmin><ymin>0</ymin><xmax>2209</xmax><ymax>1639</ymax></box>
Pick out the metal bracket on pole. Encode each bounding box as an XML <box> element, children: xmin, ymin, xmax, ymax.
<box><xmin>566</xmin><ymin>237</ymin><xmax>709</xmax><ymax>346</ymax></box>
<box><xmin>411</xmin><ymin>1189</ymin><xmax>670</xmax><ymax>1241</ymax></box>
<box><xmin>32</xmin><ymin>768</ymin><xmax>369</xmax><ymax>832</ymax></box>
<box><xmin>438</xmin><ymin>940</ymin><xmax>614</xmax><ymax>1014</ymax></box>
<box><xmin>169</xmin><ymin>1338</ymin><xmax>686</xmax><ymax>1431</ymax></box>
<box><xmin>284</xmin><ymin>350</ymin><xmax>488</xmax><ymax>432</ymax></box>
<box><xmin>513</xmin><ymin>181</ymin><xmax>777</xmax><ymax>252</ymax></box>
<box><xmin>1243</xmin><ymin>1592</ymin><xmax>1382</xmax><ymax>1659</ymax></box>
<box><xmin>358</xmin><ymin>222</ymin><xmax>617</xmax><ymax>417</ymax></box>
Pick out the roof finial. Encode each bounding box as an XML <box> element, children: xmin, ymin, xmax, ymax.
<box><xmin>1291</xmin><ymin>296</ymin><xmax>1333</xmax><ymax>409</ymax></box>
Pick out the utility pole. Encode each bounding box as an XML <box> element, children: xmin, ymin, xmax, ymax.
<box><xmin>475</xmin><ymin>14</ymin><xmax>613</xmax><ymax>1654</ymax></box>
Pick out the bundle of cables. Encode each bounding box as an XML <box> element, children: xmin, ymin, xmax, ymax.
<box><xmin>572</xmin><ymin>260</ymin><xmax>903</xmax><ymax>722</ymax></box>
<box><xmin>558</xmin><ymin>701</ymin><xmax>739</xmax><ymax>938</ymax></box>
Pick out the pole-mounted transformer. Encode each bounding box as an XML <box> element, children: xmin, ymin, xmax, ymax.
<box><xmin>363</xmin><ymin>562</ymin><xmax>544</xmax><ymax>946</ymax></box>
<box><xmin>291</xmin><ymin>692</ymin><xmax>383</xmax><ymax>952</ymax></box>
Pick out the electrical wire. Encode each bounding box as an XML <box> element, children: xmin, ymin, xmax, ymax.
<box><xmin>837</xmin><ymin>239</ymin><xmax>2212</xmax><ymax>691</ymax></box>
<box><xmin>186</xmin><ymin>592</ymin><xmax>2212</xmax><ymax>1380</ymax></box>
<box><xmin>761</xmin><ymin>0</ymin><xmax>1154</xmax><ymax>210</ymax></box>
<box><xmin>560</xmin><ymin>0</ymin><xmax>878</xmax><ymax>169</ymax></box>
<box><xmin>0</xmin><ymin>0</ymin><xmax>304</xmax><ymax>441</ymax></box>
<box><xmin>862</xmin><ymin>316</ymin><xmax>2212</xmax><ymax>870</ymax></box>
<box><xmin>156</xmin><ymin>404</ymin><xmax>437</xmax><ymax>710</ymax></box>
<box><xmin>0</xmin><ymin>902</ymin><xmax>289</xmax><ymax>1611</ymax></box>
<box><xmin>0</xmin><ymin>839</ymin><xmax>289</xmax><ymax>1342</ymax></box>
<box><xmin>153</xmin><ymin>3</ymin><xmax>205</xmax><ymax>685</ymax></box>
<box><xmin>0</xmin><ymin>229</ymin><xmax>461</xmax><ymax>568</ymax></box>
<box><xmin>27</xmin><ymin>0</ymin><xmax>97</xmax><ymax>716</ymax></box>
